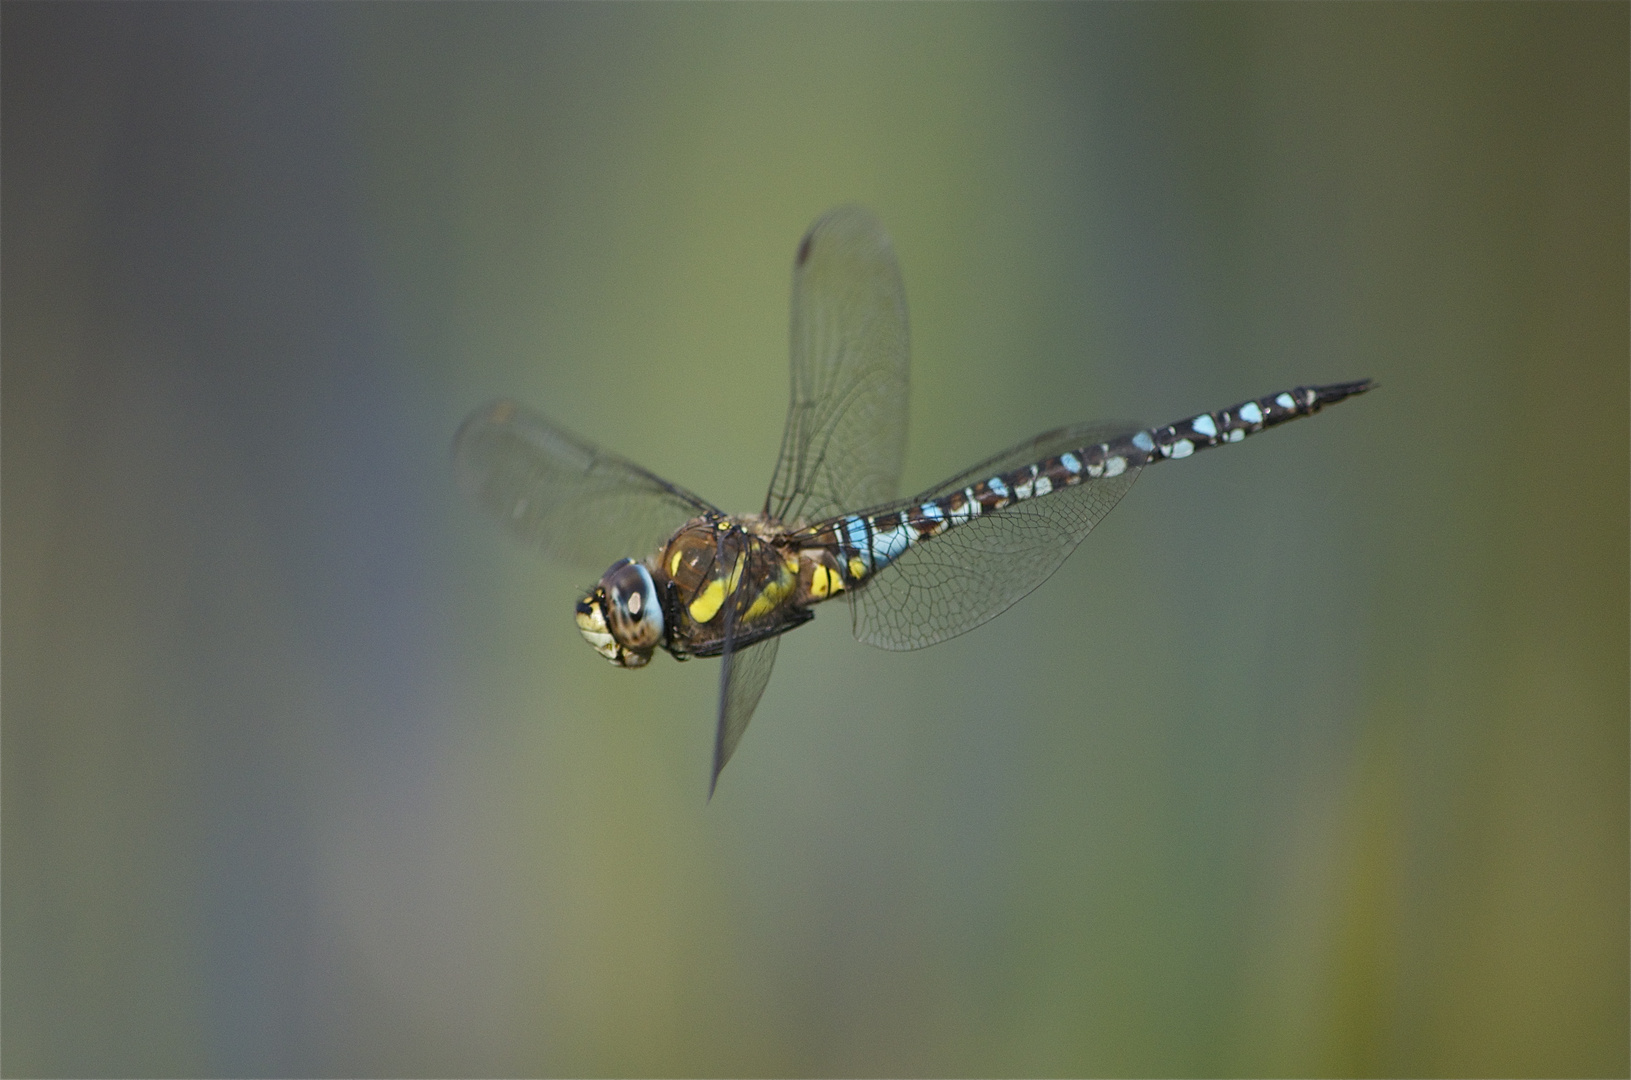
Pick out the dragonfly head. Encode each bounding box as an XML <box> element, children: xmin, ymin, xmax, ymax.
<box><xmin>576</xmin><ymin>558</ymin><xmax>664</xmax><ymax>668</ymax></box>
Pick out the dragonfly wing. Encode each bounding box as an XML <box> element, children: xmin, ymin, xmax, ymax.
<box><xmin>710</xmin><ymin>579</ymin><xmax>782</xmax><ymax>796</ymax></box>
<box><xmin>849</xmin><ymin>422</ymin><xmax>1144</xmax><ymax>651</ymax></box>
<box><xmin>764</xmin><ymin>206</ymin><xmax>910</xmax><ymax>527</ymax></box>
<box><xmin>453</xmin><ymin>399</ymin><xmax>719</xmax><ymax>572</ymax></box>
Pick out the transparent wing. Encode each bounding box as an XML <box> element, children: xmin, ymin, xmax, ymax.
<box><xmin>850</xmin><ymin>422</ymin><xmax>1145</xmax><ymax>651</ymax></box>
<box><xmin>453</xmin><ymin>399</ymin><xmax>719</xmax><ymax>572</ymax></box>
<box><xmin>764</xmin><ymin>206</ymin><xmax>910</xmax><ymax>527</ymax></box>
<box><xmin>710</xmin><ymin>578</ymin><xmax>781</xmax><ymax>797</ymax></box>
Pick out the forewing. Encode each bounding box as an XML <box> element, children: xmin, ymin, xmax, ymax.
<box><xmin>453</xmin><ymin>399</ymin><xmax>718</xmax><ymax>572</ymax></box>
<box><xmin>764</xmin><ymin>206</ymin><xmax>910</xmax><ymax>526</ymax></box>
<box><xmin>710</xmin><ymin>578</ymin><xmax>781</xmax><ymax>796</ymax></box>
<box><xmin>850</xmin><ymin>422</ymin><xmax>1144</xmax><ymax>651</ymax></box>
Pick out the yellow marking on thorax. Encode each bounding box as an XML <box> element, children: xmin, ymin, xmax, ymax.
<box><xmin>668</xmin><ymin>547</ymin><xmax>684</xmax><ymax>577</ymax></box>
<box><xmin>743</xmin><ymin>556</ymin><xmax>800</xmax><ymax>620</ymax></box>
<box><xmin>848</xmin><ymin>557</ymin><xmax>868</xmax><ymax>582</ymax></box>
<box><xmin>797</xmin><ymin>548</ymin><xmax>845</xmax><ymax>601</ymax></box>
<box><xmin>686</xmin><ymin>552</ymin><xmax>747</xmax><ymax>625</ymax></box>
<box><xmin>809</xmin><ymin>562</ymin><xmax>841</xmax><ymax>599</ymax></box>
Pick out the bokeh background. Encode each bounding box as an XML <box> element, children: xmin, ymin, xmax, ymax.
<box><xmin>4</xmin><ymin>3</ymin><xmax>1625</xmax><ymax>1076</ymax></box>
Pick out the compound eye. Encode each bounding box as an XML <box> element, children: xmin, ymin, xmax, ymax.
<box><xmin>603</xmin><ymin>559</ymin><xmax>664</xmax><ymax>652</ymax></box>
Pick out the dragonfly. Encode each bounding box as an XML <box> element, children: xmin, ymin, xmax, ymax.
<box><xmin>454</xmin><ymin>206</ymin><xmax>1372</xmax><ymax>795</ymax></box>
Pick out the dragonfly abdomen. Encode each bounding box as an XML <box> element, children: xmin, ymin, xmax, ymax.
<box><xmin>809</xmin><ymin>380</ymin><xmax>1374</xmax><ymax>587</ymax></box>
<box><xmin>1147</xmin><ymin>379</ymin><xmax>1373</xmax><ymax>460</ymax></box>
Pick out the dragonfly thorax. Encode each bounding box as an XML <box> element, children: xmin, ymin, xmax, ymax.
<box><xmin>575</xmin><ymin>558</ymin><xmax>664</xmax><ymax>668</ymax></box>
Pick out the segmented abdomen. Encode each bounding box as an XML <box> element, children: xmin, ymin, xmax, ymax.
<box><xmin>801</xmin><ymin>380</ymin><xmax>1371</xmax><ymax>586</ymax></box>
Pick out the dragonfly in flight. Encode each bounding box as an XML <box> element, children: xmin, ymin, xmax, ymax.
<box><xmin>455</xmin><ymin>207</ymin><xmax>1372</xmax><ymax>794</ymax></box>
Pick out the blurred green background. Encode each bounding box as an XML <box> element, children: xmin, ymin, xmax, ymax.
<box><xmin>4</xmin><ymin>3</ymin><xmax>1625</xmax><ymax>1076</ymax></box>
